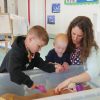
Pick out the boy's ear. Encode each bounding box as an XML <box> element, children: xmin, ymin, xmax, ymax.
<box><xmin>29</xmin><ymin>34</ymin><xmax>34</xmax><ymax>41</ymax></box>
<box><xmin>28</xmin><ymin>36</ymin><xmax>32</xmax><ymax>43</ymax></box>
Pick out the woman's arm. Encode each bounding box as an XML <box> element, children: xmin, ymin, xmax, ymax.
<box><xmin>85</xmin><ymin>47</ymin><xmax>100</xmax><ymax>79</ymax></box>
<box><xmin>55</xmin><ymin>47</ymin><xmax>100</xmax><ymax>93</ymax></box>
<box><xmin>55</xmin><ymin>72</ymin><xmax>91</xmax><ymax>93</ymax></box>
<box><xmin>69</xmin><ymin>72</ymin><xmax>91</xmax><ymax>83</ymax></box>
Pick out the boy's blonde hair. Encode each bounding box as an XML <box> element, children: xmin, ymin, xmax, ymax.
<box><xmin>54</xmin><ymin>33</ymin><xmax>68</xmax><ymax>45</ymax></box>
<box><xmin>28</xmin><ymin>25</ymin><xmax>49</xmax><ymax>45</ymax></box>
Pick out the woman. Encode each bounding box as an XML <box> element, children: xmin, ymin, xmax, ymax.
<box><xmin>55</xmin><ymin>16</ymin><xmax>100</xmax><ymax>93</ymax></box>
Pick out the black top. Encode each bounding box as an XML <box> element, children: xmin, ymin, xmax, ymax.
<box><xmin>0</xmin><ymin>36</ymin><xmax>55</xmax><ymax>88</ymax></box>
<box><xmin>46</xmin><ymin>49</ymin><xmax>71</xmax><ymax>65</ymax></box>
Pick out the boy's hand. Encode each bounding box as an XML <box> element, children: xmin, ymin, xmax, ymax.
<box><xmin>31</xmin><ymin>84</ymin><xmax>37</xmax><ymax>89</ymax></box>
<box><xmin>62</xmin><ymin>62</ymin><xmax>69</xmax><ymax>71</ymax></box>
<box><xmin>55</xmin><ymin>63</ymin><xmax>64</xmax><ymax>73</ymax></box>
<box><xmin>31</xmin><ymin>84</ymin><xmax>47</xmax><ymax>93</ymax></box>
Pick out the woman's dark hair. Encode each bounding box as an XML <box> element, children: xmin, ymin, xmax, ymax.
<box><xmin>67</xmin><ymin>16</ymin><xmax>98</xmax><ymax>62</ymax></box>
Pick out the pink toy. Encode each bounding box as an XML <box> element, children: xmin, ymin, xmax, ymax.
<box><xmin>76</xmin><ymin>83</ymin><xmax>84</xmax><ymax>91</ymax></box>
<box><xmin>35</xmin><ymin>85</ymin><xmax>47</xmax><ymax>93</ymax></box>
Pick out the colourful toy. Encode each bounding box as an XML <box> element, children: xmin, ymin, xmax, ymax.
<box><xmin>75</xmin><ymin>83</ymin><xmax>84</xmax><ymax>91</ymax></box>
<box><xmin>35</xmin><ymin>85</ymin><xmax>47</xmax><ymax>93</ymax></box>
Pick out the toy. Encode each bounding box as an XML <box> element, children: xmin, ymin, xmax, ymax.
<box><xmin>68</xmin><ymin>82</ymin><xmax>76</xmax><ymax>89</ymax></box>
<box><xmin>35</xmin><ymin>85</ymin><xmax>47</xmax><ymax>93</ymax></box>
<box><xmin>75</xmin><ymin>83</ymin><xmax>84</xmax><ymax>91</ymax></box>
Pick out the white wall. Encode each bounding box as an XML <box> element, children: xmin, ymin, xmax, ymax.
<box><xmin>7</xmin><ymin>0</ymin><xmax>16</xmax><ymax>14</ymax></box>
<box><xmin>46</xmin><ymin>0</ymin><xmax>100</xmax><ymax>34</ymax></box>
<box><xmin>18</xmin><ymin>0</ymin><xmax>28</xmax><ymax>20</ymax></box>
<box><xmin>13</xmin><ymin>0</ymin><xmax>100</xmax><ymax>46</ymax></box>
<box><xmin>17</xmin><ymin>0</ymin><xmax>45</xmax><ymax>28</ymax></box>
<box><xmin>0</xmin><ymin>0</ymin><xmax>4</xmax><ymax>13</ymax></box>
<box><xmin>46</xmin><ymin>0</ymin><xmax>100</xmax><ymax>46</ymax></box>
<box><xmin>30</xmin><ymin>0</ymin><xmax>45</xmax><ymax>27</ymax></box>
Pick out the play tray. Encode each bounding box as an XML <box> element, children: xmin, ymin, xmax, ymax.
<box><xmin>0</xmin><ymin>85</ymin><xmax>91</xmax><ymax>100</ymax></box>
<box><xmin>24</xmin><ymin>65</ymin><xmax>85</xmax><ymax>95</ymax></box>
<box><xmin>0</xmin><ymin>65</ymin><xmax>85</xmax><ymax>95</ymax></box>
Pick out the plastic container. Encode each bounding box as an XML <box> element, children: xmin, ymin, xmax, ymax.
<box><xmin>0</xmin><ymin>73</ymin><xmax>25</xmax><ymax>95</ymax></box>
<box><xmin>25</xmin><ymin>65</ymin><xmax>85</xmax><ymax>95</ymax></box>
<box><xmin>0</xmin><ymin>65</ymin><xmax>86</xmax><ymax>96</ymax></box>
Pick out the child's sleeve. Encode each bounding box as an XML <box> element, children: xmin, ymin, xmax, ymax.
<box><xmin>8</xmin><ymin>51</ymin><xmax>33</xmax><ymax>88</ymax></box>
<box><xmin>45</xmin><ymin>50</ymin><xmax>54</xmax><ymax>63</ymax></box>
<box><xmin>34</xmin><ymin>53</ymin><xmax>55</xmax><ymax>73</ymax></box>
<box><xmin>65</xmin><ymin>53</ymin><xmax>71</xmax><ymax>65</ymax></box>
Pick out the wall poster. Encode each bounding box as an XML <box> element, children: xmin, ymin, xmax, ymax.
<box><xmin>64</xmin><ymin>0</ymin><xmax>99</xmax><ymax>5</ymax></box>
<box><xmin>47</xmin><ymin>15</ymin><xmax>55</xmax><ymax>24</ymax></box>
<box><xmin>52</xmin><ymin>3</ymin><xmax>60</xmax><ymax>13</ymax></box>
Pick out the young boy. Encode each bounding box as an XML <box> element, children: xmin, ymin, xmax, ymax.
<box><xmin>0</xmin><ymin>25</ymin><xmax>63</xmax><ymax>89</ymax></box>
<box><xmin>46</xmin><ymin>33</ymin><xmax>71</xmax><ymax>70</ymax></box>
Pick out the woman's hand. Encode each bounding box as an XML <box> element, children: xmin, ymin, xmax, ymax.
<box><xmin>55</xmin><ymin>78</ymin><xmax>71</xmax><ymax>94</ymax></box>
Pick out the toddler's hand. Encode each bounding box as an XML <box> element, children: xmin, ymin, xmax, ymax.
<box><xmin>55</xmin><ymin>63</ymin><xmax>64</xmax><ymax>73</ymax></box>
<box><xmin>62</xmin><ymin>62</ymin><xmax>69</xmax><ymax>71</ymax></box>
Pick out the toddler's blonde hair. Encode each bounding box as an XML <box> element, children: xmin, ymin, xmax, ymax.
<box><xmin>54</xmin><ymin>33</ymin><xmax>68</xmax><ymax>45</ymax></box>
